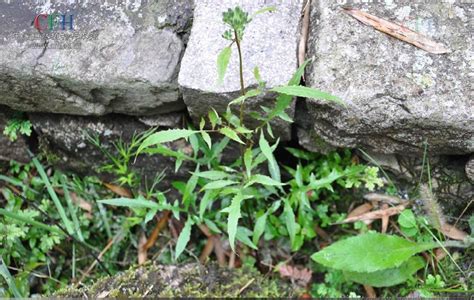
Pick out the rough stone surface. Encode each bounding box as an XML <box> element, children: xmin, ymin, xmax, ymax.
<box><xmin>179</xmin><ymin>0</ymin><xmax>303</xmax><ymax>141</ymax></box>
<box><xmin>0</xmin><ymin>107</ymin><xmax>31</xmax><ymax>164</ymax></box>
<box><xmin>299</xmin><ymin>0</ymin><xmax>473</xmax><ymax>155</ymax></box>
<box><xmin>466</xmin><ymin>155</ymin><xmax>474</xmax><ymax>183</ymax></box>
<box><xmin>54</xmin><ymin>263</ymin><xmax>297</xmax><ymax>298</ymax></box>
<box><xmin>29</xmin><ymin>113</ymin><xmax>192</xmax><ymax>188</ymax></box>
<box><xmin>0</xmin><ymin>0</ymin><xmax>193</xmax><ymax>116</ymax></box>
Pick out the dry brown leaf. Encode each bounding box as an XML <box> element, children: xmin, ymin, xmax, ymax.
<box><xmin>103</xmin><ymin>182</ymin><xmax>133</xmax><ymax>198</ymax></box>
<box><xmin>144</xmin><ymin>210</ymin><xmax>170</xmax><ymax>250</ymax></box>
<box><xmin>441</xmin><ymin>223</ymin><xmax>468</xmax><ymax>241</ymax></box>
<box><xmin>70</xmin><ymin>192</ymin><xmax>93</xmax><ymax>213</ymax></box>
<box><xmin>434</xmin><ymin>248</ymin><xmax>448</xmax><ymax>262</ymax></box>
<box><xmin>279</xmin><ymin>264</ymin><xmax>312</xmax><ymax>287</ymax></box>
<box><xmin>341</xmin><ymin>203</ymin><xmax>408</xmax><ymax>224</ymax></box>
<box><xmin>348</xmin><ymin>203</ymin><xmax>373</xmax><ymax>218</ymax></box>
<box><xmin>138</xmin><ymin>232</ymin><xmax>148</xmax><ymax>265</ymax></box>
<box><xmin>364</xmin><ymin>193</ymin><xmax>403</xmax><ymax>205</ymax></box>
<box><xmin>343</xmin><ymin>7</ymin><xmax>450</xmax><ymax>54</ymax></box>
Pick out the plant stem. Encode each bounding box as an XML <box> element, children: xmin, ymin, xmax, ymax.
<box><xmin>234</xmin><ymin>31</ymin><xmax>246</xmax><ymax>122</ymax></box>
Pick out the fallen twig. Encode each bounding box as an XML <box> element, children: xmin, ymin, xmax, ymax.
<box><xmin>343</xmin><ymin>7</ymin><xmax>450</xmax><ymax>54</ymax></box>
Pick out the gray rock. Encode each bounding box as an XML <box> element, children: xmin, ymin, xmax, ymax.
<box><xmin>0</xmin><ymin>107</ymin><xmax>31</xmax><ymax>164</ymax></box>
<box><xmin>29</xmin><ymin>113</ymin><xmax>192</xmax><ymax>189</ymax></box>
<box><xmin>299</xmin><ymin>0</ymin><xmax>473</xmax><ymax>155</ymax></box>
<box><xmin>466</xmin><ymin>155</ymin><xmax>474</xmax><ymax>183</ymax></box>
<box><xmin>0</xmin><ymin>0</ymin><xmax>191</xmax><ymax>116</ymax></box>
<box><xmin>178</xmin><ymin>0</ymin><xmax>303</xmax><ymax>141</ymax></box>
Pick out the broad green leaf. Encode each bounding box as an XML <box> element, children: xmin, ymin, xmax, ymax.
<box><xmin>33</xmin><ymin>158</ymin><xmax>75</xmax><ymax>235</ymax></box>
<box><xmin>217</xmin><ymin>46</ymin><xmax>232</xmax><ymax>83</ymax></box>
<box><xmin>199</xmin><ymin>190</ymin><xmax>216</xmax><ymax>220</ymax></box>
<box><xmin>398</xmin><ymin>209</ymin><xmax>417</xmax><ymax>228</ymax></box>
<box><xmin>284</xmin><ymin>198</ymin><xmax>298</xmax><ymax>249</ymax></box>
<box><xmin>244</xmin><ymin>148</ymin><xmax>253</xmax><ymax>178</ymax></box>
<box><xmin>175</xmin><ymin>217</ymin><xmax>194</xmax><ymax>259</ymax></box>
<box><xmin>259</xmin><ymin>132</ymin><xmax>280</xmax><ymax>181</ymax></box>
<box><xmin>219</xmin><ymin>127</ymin><xmax>244</xmax><ymax>144</ymax></box>
<box><xmin>208</xmin><ymin>108</ymin><xmax>221</xmax><ymax>129</ymax></box>
<box><xmin>202</xmin><ymin>180</ymin><xmax>237</xmax><ymax>190</ymax></box>
<box><xmin>0</xmin><ymin>208</ymin><xmax>63</xmax><ymax>235</ymax></box>
<box><xmin>253</xmin><ymin>213</ymin><xmax>267</xmax><ymax>245</ymax></box>
<box><xmin>98</xmin><ymin>197</ymin><xmax>161</xmax><ymax>210</ymax></box>
<box><xmin>248</xmin><ymin>174</ymin><xmax>285</xmax><ymax>187</ymax></box>
<box><xmin>271</xmin><ymin>86</ymin><xmax>344</xmax><ymax>105</ymax></box>
<box><xmin>201</xmin><ymin>131</ymin><xmax>212</xmax><ymax>149</ymax></box>
<box><xmin>138</xmin><ymin>129</ymin><xmax>197</xmax><ymax>153</ymax></box>
<box><xmin>194</xmin><ymin>170</ymin><xmax>229</xmax><ymax>180</ymax></box>
<box><xmin>204</xmin><ymin>218</ymin><xmax>222</xmax><ymax>234</ymax></box>
<box><xmin>227</xmin><ymin>192</ymin><xmax>244</xmax><ymax>251</ymax></box>
<box><xmin>344</xmin><ymin>256</ymin><xmax>425</xmax><ymax>287</ymax></box>
<box><xmin>311</xmin><ymin>233</ymin><xmax>437</xmax><ymax>273</ymax></box>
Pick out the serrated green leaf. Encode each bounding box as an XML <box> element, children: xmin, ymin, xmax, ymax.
<box><xmin>289</xmin><ymin>59</ymin><xmax>311</xmax><ymax>85</ymax></box>
<box><xmin>271</xmin><ymin>86</ymin><xmax>344</xmax><ymax>105</ymax></box>
<box><xmin>202</xmin><ymin>180</ymin><xmax>237</xmax><ymax>190</ymax></box>
<box><xmin>284</xmin><ymin>198</ymin><xmax>298</xmax><ymax>249</ymax></box>
<box><xmin>259</xmin><ymin>132</ymin><xmax>280</xmax><ymax>181</ymax></box>
<box><xmin>0</xmin><ymin>208</ymin><xmax>63</xmax><ymax>235</ymax></box>
<box><xmin>344</xmin><ymin>256</ymin><xmax>425</xmax><ymax>287</ymax></box>
<box><xmin>175</xmin><ymin>217</ymin><xmax>194</xmax><ymax>259</ymax></box>
<box><xmin>217</xmin><ymin>46</ymin><xmax>232</xmax><ymax>84</ymax></box>
<box><xmin>311</xmin><ymin>233</ymin><xmax>436</xmax><ymax>273</ymax></box>
<box><xmin>247</xmin><ymin>174</ymin><xmax>284</xmax><ymax>187</ymax></box>
<box><xmin>194</xmin><ymin>170</ymin><xmax>229</xmax><ymax>180</ymax></box>
<box><xmin>183</xmin><ymin>166</ymin><xmax>199</xmax><ymax>208</ymax></box>
<box><xmin>199</xmin><ymin>190</ymin><xmax>216</xmax><ymax>220</ymax></box>
<box><xmin>253</xmin><ymin>213</ymin><xmax>267</xmax><ymax>245</ymax></box>
<box><xmin>227</xmin><ymin>192</ymin><xmax>244</xmax><ymax>251</ymax></box>
<box><xmin>244</xmin><ymin>148</ymin><xmax>252</xmax><ymax>178</ymax></box>
<box><xmin>98</xmin><ymin>197</ymin><xmax>162</xmax><ymax>210</ymax></box>
<box><xmin>138</xmin><ymin>129</ymin><xmax>197</xmax><ymax>153</ymax></box>
<box><xmin>219</xmin><ymin>127</ymin><xmax>244</xmax><ymax>144</ymax></box>
<box><xmin>236</xmin><ymin>226</ymin><xmax>258</xmax><ymax>250</ymax></box>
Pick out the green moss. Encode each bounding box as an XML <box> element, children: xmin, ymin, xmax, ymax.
<box><xmin>54</xmin><ymin>263</ymin><xmax>298</xmax><ymax>298</ymax></box>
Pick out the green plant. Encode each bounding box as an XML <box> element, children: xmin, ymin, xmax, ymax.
<box><xmin>98</xmin><ymin>6</ymin><xmax>346</xmax><ymax>259</ymax></box>
<box><xmin>2</xmin><ymin>113</ymin><xmax>32</xmax><ymax>142</ymax></box>
<box><xmin>86</xmin><ymin>129</ymin><xmax>156</xmax><ymax>188</ymax></box>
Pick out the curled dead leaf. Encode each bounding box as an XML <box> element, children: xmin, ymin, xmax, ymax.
<box><xmin>103</xmin><ymin>182</ymin><xmax>133</xmax><ymax>198</ymax></box>
<box><xmin>441</xmin><ymin>223</ymin><xmax>468</xmax><ymax>241</ymax></box>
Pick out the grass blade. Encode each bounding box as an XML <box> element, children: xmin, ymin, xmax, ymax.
<box><xmin>32</xmin><ymin>158</ymin><xmax>75</xmax><ymax>235</ymax></box>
